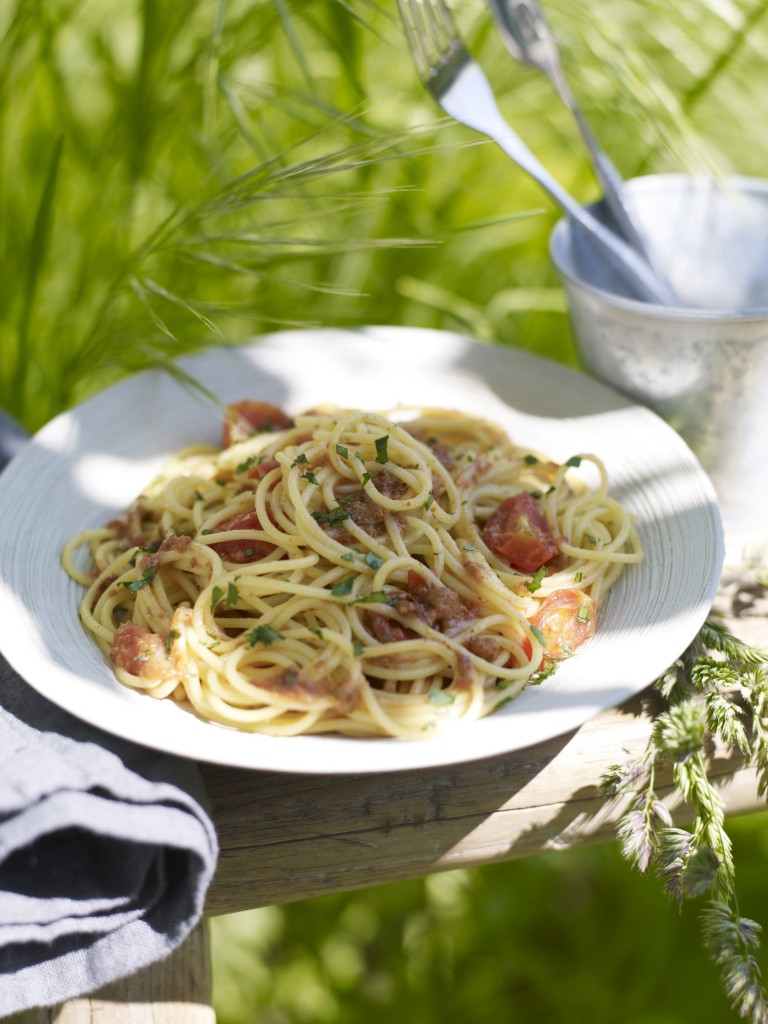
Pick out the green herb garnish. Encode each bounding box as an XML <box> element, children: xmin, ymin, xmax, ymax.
<box><xmin>246</xmin><ymin>624</ymin><xmax>283</xmax><ymax>646</ymax></box>
<box><xmin>351</xmin><ymin>591</ymin><xmax>388</xmax><ymax>604</ymax></box>
<box><xmin>374</xmin><ymin>435</ymin><xmax>389</xmax><ymax>464</ymax></box>
<box><xmin>331</xmin><ymin>576</ymin><xmax>355</xmax><ymax>597</ymax></box>
<box><xmin>165</xmin><ymin>629</ymin><xmax>180</xmax><ymax>655</ymax></box>
<box><xmin>312</xmin><ymin>503</ymin><xmax>350</xmax><ymax>526</ymax></box>
<box><xmin>530</xmin><ymin>625</ymin><xmax>547</xmax><ymax>647</ymax></box>
<box><xmin>123</xmin><ymin>565</ymin><xmax>157</xmax><ymax>592</ymax></box>
<box><xmin>428</xmin><ymin>689</ymin><xmax>456</xmax><ymax>706</ymax></box>
<box><xmin>236</xmin><ymin>454</ymin><xmax>261</xmax><ymax>474</ymax></box>
<box><xmin>526</xmin><ymin>566</ymin><xmax>548</xmax><ymax>594</ymax></box>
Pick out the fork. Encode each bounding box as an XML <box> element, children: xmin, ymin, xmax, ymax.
<box><xmin>486</xmin><ymin>0</ymin><xmax>650</xmax><ymax>260</ymax></box>
<box><xmin>397</xmin><ymin>0</ymin><xmax>677</xmax><ymax>305</ymax></box>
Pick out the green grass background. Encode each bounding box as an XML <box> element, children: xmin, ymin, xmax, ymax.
<box><xmin>3</xmin><ymin>1</ymin><xmax>768</xmax><ymax>1020</ymax></box>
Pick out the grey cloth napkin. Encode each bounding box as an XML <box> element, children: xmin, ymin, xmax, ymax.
<box><xmin>0</xmin><ymin>411</ymin><xmax>219</xmax><ymax>1015</ymax></box>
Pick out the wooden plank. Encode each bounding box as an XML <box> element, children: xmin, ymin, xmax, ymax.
<box><xmin>200</xmin><ymin>688</ymin><xmax>760</xmax><ymax>915</ymax></box>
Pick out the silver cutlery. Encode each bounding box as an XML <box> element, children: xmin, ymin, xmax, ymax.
<box><xmin>487</xmin><ymin>0</ymin><xmax>649</xmax><ymax>260</ymax></box>
<box><xmin>397</xmin><ymin>0</ymin><xmax>677</xmax><ymax>305</ymax></box>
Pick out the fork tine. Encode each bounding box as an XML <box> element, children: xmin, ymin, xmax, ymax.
<box><xmin>398</xmin><ymin>0</ymin><xmax>466</xmax><ymax>91</ymax></box>
<box><xmin>430</xmin><ymin>0</ymin><xmax>459</xmax><ymax>46</ymax></box>
<box><xmin>397</xmin><ymin>0</ymin><xmax>430</xmax><ymax>80</ymax></box>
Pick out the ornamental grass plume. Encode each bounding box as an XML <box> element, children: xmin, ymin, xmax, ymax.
<box><xmin>602</xmin><ymin>618</ymin><xmax>768</xmax><ymax>1022</ymax></box>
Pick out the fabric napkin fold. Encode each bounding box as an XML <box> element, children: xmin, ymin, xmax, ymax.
<box><xmin>0</xmin><ymin>412</ymin><xmax>219</xmax><ymax>1015</ymax></box>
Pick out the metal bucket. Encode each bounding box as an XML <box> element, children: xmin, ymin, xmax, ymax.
<box><xmin>550</xmin><ymin>174</ymin><xmax>768</xmax><ymax>533</ymax></box>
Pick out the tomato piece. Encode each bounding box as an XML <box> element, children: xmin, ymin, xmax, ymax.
<box><xmin>247</xmin><ymin>458</ymin><xmax>280</xmax><ymax>482</ymax></box>
<box><xmin>209</xmin><ymin>508</ymin><xmax>274</xmax><ymax>563</ymax></box>
<box><xmin>223</xmin><ymin>401</ymin><xmax>293</xmax><ymax>448</ymax></box>
<box><xmin>110</xmin><ymin>622</ymin><xmax>168</xmax><ymax>678</ymax></box>
<box><xmin>529</xmin><ymin>589</ymin><xmax>596</xmax><ymax>662</ymax></box>
<box><xmin>481</xmin><ymin>493</ymin><xmax>559</xmax><ymax>573</ymax></box>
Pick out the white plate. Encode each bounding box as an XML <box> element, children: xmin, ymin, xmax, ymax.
<box><xmin>0</xmin><ymin>327</ymin><xmax>724</xmax><ymax>773</ymax></box>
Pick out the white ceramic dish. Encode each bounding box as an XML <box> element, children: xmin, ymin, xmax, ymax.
<box><xmin>0</xmin><ymin>327</ymin><xmax>724</xmax><ymax>774</ymax></box>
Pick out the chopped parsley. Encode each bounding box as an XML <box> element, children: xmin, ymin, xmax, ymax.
<box><xmin>291</xmin><ymin>453</ymin><xmax>309</xmax><ymax>466</ymax></box>
<box><xmin>364</xmin><ymin>552</ymin><xmax>384</xmax><ymax>570</ymax></box>
<box><xmin>165</xmin><ymin>629</ymin><xmax>180</xmax><ymax>655</ymax></box>
<box><xmin>374</xmin><ymin>435</ymin><xmax>389</xmax><ymax>464</ymax></box>
<box><xmin>312</xmin><ymin>502</ymin><xmax>351</xmax><ymax>526</ymax></box>
<box><xmin>246</xmin><ymin>625</ymin><xmax>283</xmax><ymax>647</ymax></box>
<box><xmin>529</xmin><ymin>660</ymin><xmax>559</xmax><ymax>685</ymax></box>
<box><xmin>335</xmin><ymin>444</ymin><xmax>349</xmax><ymax>459</ymax></box>
<box><xmin>575</xmin><ymin>570</ymin><xmax>583</xmax><ymax>583</ymax></box>
<box><xmin>462</xmin><ymin>545</ymin><xmax>477</xmax><ymax>552</ymax></box>
<box><xmin>303</xmin><ymin>470</ymin><xmax>320</xmax><ymax>485</ymax></box>
<box><xmin>428</xmin><ymin>688</ymin><xmax>456</xmax><ymax>706</ymax></box>
<box><xmin>200</xmin><ymin>528</ymin><xmax>214</xmax><ymax>536</ymax></box>
<box><xmin>577</xmin><ymin>604</ymin><xmax>591</xmax><ymax>624</ymax></box>
<box><xmin>308</xmin><ymin>626</ymin><xmax>324</xmax><ymax>639</ymax></box>
<box><xmin>123</xmin><ymin>566</ymin><xmax>157</xmax><ymax>592</ymax></box>
<box><xmin>524</xmin><ymin>454</ymin><xmax>539</xmax><ymax>465</ymax></box>
<box><xmin>424</xmin><ymin>494</ymin><xmax>434</xmax><ymax>511</ymax></box>
<box><xmin>526</xmin><ymin>566</ymin><xmax>548</xmax><ymax>594</ymax></box>
<box><xmin>530</xmin><ymin>625</ymin><xmax>547</xmax><ymax>647</ymax></box>
<box><xmin>351</xmin><ymin>591</ymin><xmax>388</xmax><ymax>605</ymax></box>
<box><xmin>331</xmin><ymin>576</ymin><xmax>355</xmax><ymax>597</ymax></box>
<box><xmin>236</xmin><ymin>454</ymin><xmax>262</xmax><ymax>474</ymax></box>
<box><xmin>566</xmin><ymin>455</ymin><xmax>582</xmax><ymax>468</ymax></box>
<box><xmin>585</xmin><ymin>534</ymin><xmax>598</xmax><ymax>546</ymax></box>
<box><xmin>361</xmin><ymin>470</ymin><xmax>372</xmax><ymax>486</ymax></box>
<box><xmin>341</xmin><ymin>552</ymin><xmax>355</xmax><ymax>562</ymax></box>
<box><xmin>352</xmin><ymin>640</ymin><xmax>364</xmax><ymax>658</ymax></box>
<box><xmin>210</xmin><ymin>585</ymin><xmax>224</xmax><ymax>613</ymax></box>
<box><xmin>226</xmin><ymin>581</ymin><xmax>239</xmax><ymax>608</ymax></box>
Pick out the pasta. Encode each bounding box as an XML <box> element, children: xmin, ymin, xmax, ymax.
<box><xmin>62</xmin><ymin>402</ymin><xmax>643</xmax><ymax>739</ymax></box>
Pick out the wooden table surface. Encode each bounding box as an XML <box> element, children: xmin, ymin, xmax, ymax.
<box><xmin>32</xmin><ymin>567</ymin><xmax>768</xmax><ymax>1023</ymax></box>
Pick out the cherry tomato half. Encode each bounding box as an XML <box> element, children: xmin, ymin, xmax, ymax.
<box><xmin>482</xmin><ymin>493</ymin><xmax>559</xmax><ymax>573</ymax></box>
<box><xmin>529</xmin><ymin>588</ymin><xmax>596</xmax><ymax>662</ymax></box>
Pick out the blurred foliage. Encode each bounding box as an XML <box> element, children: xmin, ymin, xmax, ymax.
<box><xmin>4</xmin><ymin>0</ymin><xmax>768</xmax><ymax>1021</ymax></box>
<box><xmin>5</xmin><ymin>0</ymin><xmax>768</xmax><ymax>430</ymax></box>
<box><xmin>211</xmin><ymin>810</ymin><xmax>768</xmax><ymax>1024</ymax></box>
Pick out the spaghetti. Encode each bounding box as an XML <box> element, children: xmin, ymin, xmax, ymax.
<box><xmin>62</xmin><ymin>402</ymin><xmax>643</xmax><ymax>739</ymax></box>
